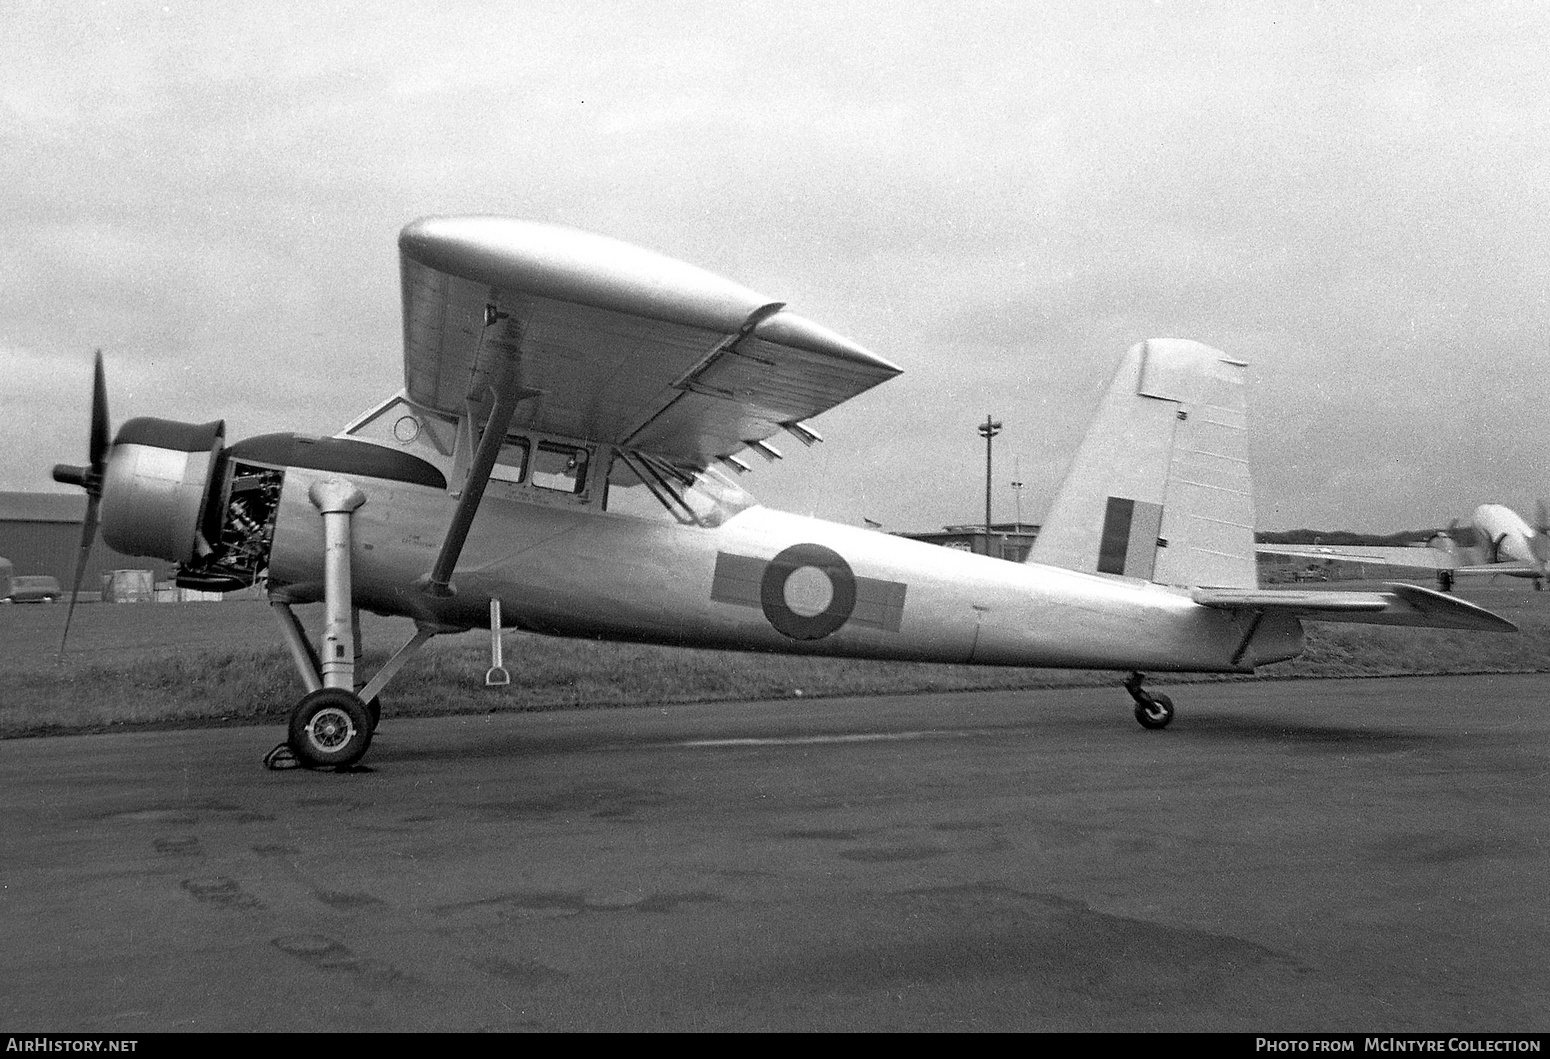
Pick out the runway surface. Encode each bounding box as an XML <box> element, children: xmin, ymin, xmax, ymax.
<box><xmin>2</xmin><ymin>674</ymin><xmax>1547</xmax><ymax>1032</ymax></box>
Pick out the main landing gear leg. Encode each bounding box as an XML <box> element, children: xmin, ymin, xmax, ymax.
<box><xmin>263</xmin><ymin>482</ymin><xmax>442</xmax><ymax>773</ymax></box>
<box><xmin>1124</xmin><ymin>671</ymin><xmax>1175</xmax><ymax>730</ymax></box>
<box><xmin>265</xmin><ymin>480</ymin><xmax>379</xmax><ymax>772</ymax></box>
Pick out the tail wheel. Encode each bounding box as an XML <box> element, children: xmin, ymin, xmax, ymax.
<box><xmin>1134</xmin><ymin>692</ymin><xmax>1174</xmax><ymax>730</ymax></box>
<box><xmin>288</xmin><ymin>688</ymin><xmax>373</xmax><ymax>770</ymax></box>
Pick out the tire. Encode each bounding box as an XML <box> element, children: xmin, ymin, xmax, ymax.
<box><xmin>1133</xmin><ymin>692</ymin><xmax>1174</xmax><ymax>730</ymax></box>
<box><xmin>287</xmin><ymin>688</ymin><xmax>374</xmax><ymax>770</ymax></box>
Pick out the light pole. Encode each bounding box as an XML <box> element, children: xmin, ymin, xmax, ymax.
<box><xmin>978</xmin><ymin>414</ymin><xmax>1001</xmax><ymax>557</ymax></box>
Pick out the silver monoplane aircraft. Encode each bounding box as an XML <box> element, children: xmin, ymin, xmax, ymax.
<box><xmin>50</xmin><ymin>217</ymin><xmax>1516</xmax><ymax>770</ymax></box>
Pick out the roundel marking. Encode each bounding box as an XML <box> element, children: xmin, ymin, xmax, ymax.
<box><xmin>760</xmin><ymin>543</ymin><xmax>857</xmax><ymax>641</ymax></box>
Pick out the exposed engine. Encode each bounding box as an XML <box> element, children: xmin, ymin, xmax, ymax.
<box><xmin>177</xmin><ymin>460</ymin><xmax>284</xmax><ymax>592</ymax></box>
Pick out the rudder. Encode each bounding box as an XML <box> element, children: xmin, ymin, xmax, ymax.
<box><xmin>1027</xmin><ymin>338</ymin><xmax>1257</xmax><ymax>589</ymax></box>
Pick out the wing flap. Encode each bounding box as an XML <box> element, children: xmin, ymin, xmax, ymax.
<box><xmin>1192</xmin><ymin>583</ymin><xmax>1517</xmax><ymax>632</ymax></box>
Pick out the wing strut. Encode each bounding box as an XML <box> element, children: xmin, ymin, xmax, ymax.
<box><xmin>619</xmin><ymin>301</ymin><xmax>786</xmax><ymax>450</ymax></box>
<box><xmin>424</xmin><ymin>349</ymin><xmax>537</xmax><ymax>597</ymax></box>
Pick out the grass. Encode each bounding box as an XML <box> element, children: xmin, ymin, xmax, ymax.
<box><xmin>6</xmin><ymin>594</ymin><xmax>1550</xmax><ymax>738</ymax></box>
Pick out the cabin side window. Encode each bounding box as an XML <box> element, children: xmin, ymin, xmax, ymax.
<box><xmin>491</xmin><ymin>438</ymin><xmax>530</xmax><ymax>484</ymax></box>
<box><xmin>532</xmin><ymin>442</ymin><xmax>589</xmax><ymax>494</ymax></box>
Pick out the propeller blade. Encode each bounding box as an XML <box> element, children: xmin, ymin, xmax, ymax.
<box><xmin>89</xmin><ymin>350</ymin><xmax>110</xmax><ymax>474</ymax></box>
<box><xmin>57</xmin><ymin>495</ymin><xmax>100</xmax><ymax>662</ymax></box>
<box><xmin>55</xmin><ymin>351</ymin><xmax>113</xmax><ymax>663</ymax></box>
<box><xmin>1536</xmin><ymin>499</ymin><xmax>1549</xmax><ymax>536</ymax></box>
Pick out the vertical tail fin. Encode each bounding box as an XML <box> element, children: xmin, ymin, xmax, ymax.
<box><xmin>1027</xmin><ymin>338</ymin><xmax>1257</xmax><ymax>589</ymax></box>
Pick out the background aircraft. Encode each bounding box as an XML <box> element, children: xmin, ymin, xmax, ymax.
<box><xmin>50</xmin><ymin>217</ymin><xmax>1516</xmax><ymax>771</ymax></box>
<box><xmin>1258</xmin><ymin>502</ymin><xmax>1550</xmax><ymax>591</ymax></box>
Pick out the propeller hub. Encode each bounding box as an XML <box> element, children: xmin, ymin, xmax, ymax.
<box><xmin>52</xmin><ymin>463</ymin><xmax>95</xmax><ymax>491</ymax></box>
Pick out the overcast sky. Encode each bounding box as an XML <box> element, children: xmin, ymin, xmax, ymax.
<box><xmin>4</xmin><ymin>1</ymin><xmax>1547</xmax><ymax>534</ymax></box>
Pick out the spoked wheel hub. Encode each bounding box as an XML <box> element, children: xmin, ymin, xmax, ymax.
<box><xmin>305</xmin><ymin>707</ymin><xmax>355</xmax><ymax>751</ymax></box>
<box><xmin>287</xmin><ymin>688</ymin><xmax>374</xmax><ymax>770</ymax></box>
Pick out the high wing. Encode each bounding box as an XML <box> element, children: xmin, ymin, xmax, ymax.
<box><xmin>1193</xmin><ymin>583</ymin><xmax>1515</xmax><ymax>632</ymax></box>
<box><xmin>396</xmin><ymin>216</ymin><xmax>902</xmax><ymax>468</ymax></box>
<box><xmin>1255</xmin><ymin>543</ymin><xmax>1457</xmax><ymax>570</ymax></box>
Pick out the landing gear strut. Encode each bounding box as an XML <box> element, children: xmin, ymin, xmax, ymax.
<box><xmin>1124</xmin><ymin>671</ymin><xmax>1174</xmax><ymax>730</ymax></box>
<box><xmin>264</xmin><ymin>478</ymin><xmax>437</xmax><ymax>771</ymax></box>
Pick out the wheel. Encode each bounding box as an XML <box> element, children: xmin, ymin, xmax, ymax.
<box><xmin>366</xmin><ymin>696</ymin><xmax>381</xmax><ymax>731</ymax></box>
<box><xmin>287</xmin><ymin>688</ymin><xmax>373</xmax><ymax>769</ymax></box>
<box><xmin>1133</xmin><ymin>691</ymin><xmax>1174</xmax><ymax>730</ymax></box>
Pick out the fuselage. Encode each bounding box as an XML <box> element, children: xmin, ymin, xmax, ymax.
<box><xmin>90</xmin><ymin>394</ymin><xmax>1305</xmax><ymax>676</ymax></box>
<box><xmin>261</xmin><ymin>462</ymin><xmax>1301</xmax><ymax>675</ymax></box>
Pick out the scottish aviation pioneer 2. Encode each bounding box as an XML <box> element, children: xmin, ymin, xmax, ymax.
<box><xmin>51</xmin><ymin>217</ymin><xmax>1516</xmax><ymax>769</ymax></box>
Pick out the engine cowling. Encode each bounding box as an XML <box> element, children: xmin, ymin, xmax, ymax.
<box><xmin>99</xmin><ymin>417</ymin><xmax>226</xmax><ymax>564</ymax></box>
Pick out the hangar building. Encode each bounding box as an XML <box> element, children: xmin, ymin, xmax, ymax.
<box><xmin>0</xmin><ymin>491</ymin><xmax>173</xmax><ymax>599</ymax></box>
<box><xmin>894</xmin><ymin>522</ymin><xmax>1040</xmax><ymax>562</ymax></box>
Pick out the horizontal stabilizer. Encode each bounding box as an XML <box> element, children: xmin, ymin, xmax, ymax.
<box><xmin>1192</xmin><ymin>582</ymin><xmax>1517</xmax><ymax>633</ymax></box>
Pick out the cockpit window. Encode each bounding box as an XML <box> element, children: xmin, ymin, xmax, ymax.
<box><xmin>532</xmin><ymin>442</ymin><xmax>589</xmax><ymax>494</ymax></box>
<box><xmin>605</xmin><ymin>451</ymin><xmax>754</xmax><ymax>527</ymax></box>
<box><xmin>491</xmin><ymin>438</ymin><xmax>530</xmax><ymax>484</ymax></box>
